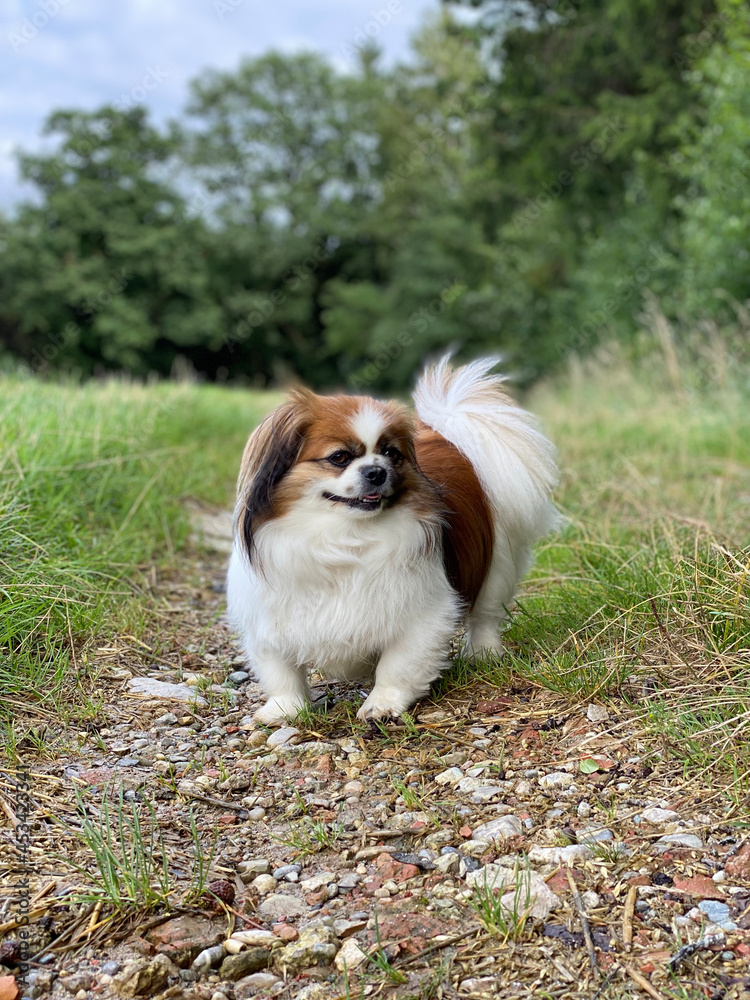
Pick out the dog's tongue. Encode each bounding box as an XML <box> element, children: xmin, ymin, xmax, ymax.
<box><xmin>363</xmin><ymin>493</ymin><xmax>381</xmax><ymax>501</ymax></box>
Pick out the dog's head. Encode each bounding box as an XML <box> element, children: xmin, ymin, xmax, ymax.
<box><xmin>236</xmin><ymin>389</ymin><xmax>428</xmax><ymax>560</ymax></box>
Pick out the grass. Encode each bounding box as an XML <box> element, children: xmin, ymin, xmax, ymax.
<box><xmin>64</xmin><ymin>789</ymin><xmax>217</xmax><ymax>909</ymax></box>
<box><xmin>468</xmin><ymin>858</ymin><xmax>534</xmax><ymax>942</ymax></box>
<box><xmin>0</xmin><ymin>374</ymin><xmax>278</xmax><ymax>747</ymax></box>
<box><xmin>274</xmin><ymin>816</ymin><xmax>343</xmax><ymax>857</ymax></box>
<box><xmin>2</xmin><ymin>318</ymin><xmax>749</xmax><ymax>781</ymax></box>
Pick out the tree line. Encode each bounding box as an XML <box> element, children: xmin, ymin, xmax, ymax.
<box><xmin>1</xmin><ymin>0</ymin><xmax>748</xmax><ymax>391</ymax></box>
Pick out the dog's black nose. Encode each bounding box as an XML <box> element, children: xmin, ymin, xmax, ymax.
<box><xmin>362</xmin><ymin>465</ymin><xmax>387</xmax><ymax>486</ymax></box>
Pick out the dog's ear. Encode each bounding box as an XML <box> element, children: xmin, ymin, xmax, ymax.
<box><xmin>237</xmin><ymin>389</ymin><xmax>314</xmax><ymax>560</ymax></box>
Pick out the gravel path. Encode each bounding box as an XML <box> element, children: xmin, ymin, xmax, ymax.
<box><xmin>2</xmin><ymin>518</ymin><xmax>749</xmax><ymax>1000</ymax></box>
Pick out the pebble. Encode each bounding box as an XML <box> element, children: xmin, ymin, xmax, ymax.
<box><xmin>465</xmin><ymin>864</ymin><xmax>560</xmax><ymax>920</ymax></box>
<box><xmin>192</xmin><ymin>944</ymin><xmax>226</xmax><ymax>973</ymax></box>
<box><xmin>577</xmin><ymin>827</ymin><xmax>614</xmax><ymax>845</ymax></box>
<box><xmin>128</xmin><ymin>676</ymin><xmax>207</xmax><ymax>705</ymax></box>
<box><xmin>697</xmin><ymin>900</ymin><xmax>737</xmax><ymax>931</ymax></box>
<box><xmin>471</xmin><ymin>815</ymin><xmax>523</xmax><ymax>842</ymax></box>
<box><xmin>655</xmin><ymin>833</ymin><xmax>703</xmax><ymax>850</ymax></box>
<box><xmin>539</xmin><ymin>771</ymin><xmax>575</xmax><ymax>791</ymax></box>
<box><xmin>528</xmin><ymin>844</ymin><xmax>593</xmax><ymax>864</ymax></box>
<box><xmin>273</xmin><ymin>863</ymin><xmax>303</xmax><ymax>881</ymax></box>
<box><xmin>470</xmin><ymin>785</ymin><xmax>507</xmax><ymax>803</ymax></box>
<box><xmin>435</xmin><ymin>767</ymin><xmax>464</xmax><ymax>786</ymax></box>
<box><xmin>247</xmin><ymin>807</ymin><xmax>266</xmax><ymax>821</ymax></box>
<box><xmin>577</xmin><ymin>801</ymin><xmax>591</xmax><ymax>818</ymax></box>
<box><xmin>252</xmin><ymin>874</ymin><xmax>278</xmax><ymax>895</ymax></box>
<box><xmin>231</xmin><ymin>930</ymin><xmax>278</xmax><ymax>947</ymax></box>
<box><xmin>234</xmin><ymin>972</ymin><xmax>281</xmax><ymax>994</ymax></box>
<box><xmin>642</xmin><ymin>807</ymin><xmax>681</xmax><ymax>824</ymax></box>
<box><xmin>586</xmin><ymin>704</ymin><xmax>609</xmax><ymax>722</ymax></box>
<box><xmin>228</xmin><ymin>670</ymin><xmax>250</xmax><ymax>685</ymax></box>
<box><xmin>258</xmin><ymin>893</ymin><xmax>309</xmax><ymax>921</ymax></box>
<box><xmin>239</xmin><ymin>859</ymin><xmax>271</xmax><ymax>877</ymax></box>
<box><xmin>334</xmin><ymin>938</ymin><xmax>367</xmax><ymax>972</ymax></box>
<box><xmin>266</xmin><ymin>727</ymin><xmax>300</xmax><ymax>747</ymax></box>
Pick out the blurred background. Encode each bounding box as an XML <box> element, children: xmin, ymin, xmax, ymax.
<box><xmin>2</xmin><ymin>0</ymin><xmax>749</xmax><ymax>393</ymax></box>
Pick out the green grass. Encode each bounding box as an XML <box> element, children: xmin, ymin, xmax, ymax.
<box><xmin>0</xmin><ymin>374</ymin><xmax>278</xmax><ymax>743</ymax></box>
<box><xmin>468</xmin><ymin>859</ymin><xmax>534</xmax><ymax>942</ymax></box>
<box><xmin>2</xmin><ymin>325</ymin><xmax>749</xmax><ymax>780</ymax></box>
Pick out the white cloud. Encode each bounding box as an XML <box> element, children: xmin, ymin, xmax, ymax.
<box><xmin>1</xmin><ymin>0</ymin><xmax>435</xmax><ymax>209</ymax></box>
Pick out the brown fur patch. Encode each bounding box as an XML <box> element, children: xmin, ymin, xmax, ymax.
<box><xmin>415</xmin><ymin>427</ymin><xmax>494</xmax><ymax>607</ymax></box>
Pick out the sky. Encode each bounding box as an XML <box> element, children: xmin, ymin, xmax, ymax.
<box><xmin>0</xmin><ymin>0</ymin><xmax>438</xmax><ymax>209</ymax></box>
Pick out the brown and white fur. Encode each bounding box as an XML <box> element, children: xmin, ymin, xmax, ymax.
<box><xmin>227</xmin><ymin>358</ymin><xmax>558</xmax><ymax>725</ymax></box>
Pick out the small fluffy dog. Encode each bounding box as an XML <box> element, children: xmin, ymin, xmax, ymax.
<box><xmin>227</xmin><ymin>358</ymin><xmax>558</xmax><ymax>725</ymax></box>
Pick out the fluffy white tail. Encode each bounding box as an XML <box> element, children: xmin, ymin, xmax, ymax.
<box><xmin>414</xmin><ymin>357</ymin><xmax>560</xmax><ymax>560</ymax></box>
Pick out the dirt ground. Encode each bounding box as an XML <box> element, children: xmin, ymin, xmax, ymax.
<box><xmin>1</xmin><ymin>513</ymin><xmax>749</xmax><ymax>1000</ymax></box>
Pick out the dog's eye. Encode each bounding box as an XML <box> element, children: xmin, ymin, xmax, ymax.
<box><xmin>328</xmin><ymin>450</ymin><xmax>353</xmax><ymax>467</ymax></box>
<box><xmin>382</xmin><ymin>445</ymin><xmax>403</xmax><ymax>463</ymax></box>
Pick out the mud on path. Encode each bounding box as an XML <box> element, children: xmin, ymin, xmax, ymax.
<box><xmin>1</xmin><ymin>514</ymin><xmax>749</xmax><ymax>1000</ymax></box>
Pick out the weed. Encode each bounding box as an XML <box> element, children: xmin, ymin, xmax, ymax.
<box><xmin>468</xmin><ymin>859</ymin><xmax>534</xmax><ymax>943</ymax></box>
<box><xmin>367</xmin><ymin>909</ymin><xmax>407</xmax><ymax>985</ymax></box>
<box><xmin>275</xmin><ymin>817</ymin><xmax>342</xmax><ymax>858</ymax></box>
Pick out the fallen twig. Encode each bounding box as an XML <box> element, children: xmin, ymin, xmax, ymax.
<box><xmin>622</xmin><ymin>884</ymin><xmax>638</xmax><ymax>950</ymax></box>
<box><xmin>625</xmin><ymin>966</ymin><xmax>668</xmax><ymax>1000</ymax></box>
<box><xmin>668</xmin><ymin>931</ymin><xmax>726</xmax><ymax>970</ymax></box>
<box><xmin>566</xmin><ymin>869</ymin><xmax>598</xmax><ymax>977</ymax></box>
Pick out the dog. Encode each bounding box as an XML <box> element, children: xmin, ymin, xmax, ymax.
<box><xmin>227</xmin><ymin>358</ymin><xmax>558</xmax><ymax>725</ymax></box>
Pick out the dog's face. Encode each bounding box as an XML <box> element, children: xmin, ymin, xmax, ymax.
<box><xmin>237</xmin><ymin>390</ymin><xmax>425</xmax><ymax>558</ymax></box>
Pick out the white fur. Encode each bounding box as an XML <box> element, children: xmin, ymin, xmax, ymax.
<box><xmin>227</xmin><ymin>498</ymin><xmax>460</xmax><ymax>724</ymax></box>
<box><xmin>227</xmin><ymin>358</ymin><xmax>558</xmax><ymax>724</ymax></box>
<box><xmin>415</xmin><ymin>357</ymin><xmax>560</xmax><ymax>654</ymax></box>
<box><xmin>351</xmin><ymin>403</ymin><xmax>387</xmax><ymax>452</ymax></box>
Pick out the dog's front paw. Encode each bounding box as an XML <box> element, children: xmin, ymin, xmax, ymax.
<box><xmin>254</xmin><ymin>696</ymin><xmax>306</xmax><ymax>727</ymax></box>
<box><xmin>357</xmin><ymin>688</ymin><xmax>411</xmax><ymax>722</ymax></box>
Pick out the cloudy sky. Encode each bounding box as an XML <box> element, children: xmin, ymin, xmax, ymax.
<box><xmin>1</xmin><ymin>0</ymin><xmax>437</xmax><ymax>209</ymax></box>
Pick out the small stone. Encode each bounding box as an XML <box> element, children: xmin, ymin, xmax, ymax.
<box><xmin>239</xmin><ymin>859</ymin><xmax>271</xmax><ymax>878</ymax></box>
<box><xmin>128</xmin><ymin>677</ymin><xmax>207</xmax><ymax>705</ymax></box>
<box><xmin>391</xmin><ymin>811</ymin><xmax>431</xmax><ymax>830</ymax></box>
<box><xmin>191</xmin><ymin>944</ymin><xmax>226</xmax><ymax>974</ymax></box>
<box><xmin>266</xmin><ymin>727</ymin><xmax>300</xmax><ymax>747</ymax></box>
<box><xmin>272</xmin><ymin>923</ymin><xmax>299</xmax><ymax>942</ymax></box>
<box><xmin>434</xmin><ymin>853</ymin><xmax>460</xmax><ymax>874</ymax></box>
<box><xmin>258</xmin><ymin>894</ymin><xmax>309</xmax><ymax>921</ymax></box>
<box><xmin>234</xmin><ymin>972</ymin><xmax>281</xmax><ymax>997</ymax></box>
<box><xmin>471</xmin><ymin>815</ymin><xmax>523</xmax><ymax>842</ymax></box>
<box><xmin>642</xmin><ymin>807</ymin><xmax>681</xmax><ymax>824</ymax></box>
<box><xmin>60</xmin><ymin>974</ymin><xmax>94</xmax><ymax>995</ymax></box>
<box><xmin>697</xmin><ymin>900</ymin><xmax>737</xmax><ymax>931</ymax></box>
<box><xmin>470</xmin><ymin>785</ymin><xmax>507</xmax><ymax>803</ymax></box>
<box><xmin>101</xmin><ymin>962</ymin><xmax>121</xmax><ymax>977</ymax></box>
<box><xmin>528</xmin><ymin>845</ymin><xmax>593</xmax><ymax>865</ymax></box>
<box><xmin>465</xmin><ymin>865</ymin><xmax>560</xmax><ymax>920</ymax></box>
<box><xmin>539</xmin><ymin>772</ymin><xmax>574</xmax><ymax>791</ymax></box>
<box><xmin>229</xmin><ymin>671</ymin><xmax>250</xmax><ymax>685</ymax></box>
<box><xmin>273</xmin><ymin>863</ymin><xmax>303</xmax><ymax>881</ymax></box>
<box><xmin>219</xmin><ymin>948</ymin><xmax>271</xmax><ymax>981</ymax></box>
<box><xmin>655</xmin><ymin>833</ymin><xmax>703</xmax><ymax>850</ymax></box>
<box><xmin>425</xmin><ymin>830</ymin><xmax>455</xmax><ymax>849</ymax></box>
<box><xmin>146</xmin><ymin>914</ymin><xmax>225</xmax><ymax>968</ymax></box>
<box><xmin>713</xmin><ymin>870</ymin><xmax>726</xmax><ymax>883</ymax></box>
<box><xmin>461</xmin><ymin>839</ymin><xmax>491</xmax><ymax>858</ymax></box>
<box><xmin>337</xmin><ymin>872</ymin><xmax>360</xmax><ymax>890</ymax></box>
<box><xmin>300</xmin><ymin>872</ymin><xmax>337</xmax><ymax>893</ymax></box>
<box><xmin>440</xmin><ymin>752</ymin><xmax>468</xmax><ymax>767</ymax></box>
<box><xmin>435</xmin><ymin>767</ymin><xmax>463</xmax><ymax>786</ymax></box>
<box><xmin>278</xmin><ymin>924</ymin><xmax>339</xmax><ymax>972</ymax></box>
<box><xmin>586</xmin><ymin>704</ymin><xmax>609</xmax><ymax>723</ymax></box>
<box><xmin>576</xmin><ymin>827</ymin><xmax>614</xmax><ymax>845</ymax></box>
<box><xmin>231</xmin><ymin>930</ymin><xmax>278</xmax><ymax>947</ymax></box>
<box><xmin>457</xmin><ymin>776</ymin><xmax>484</xmax><ymax>793</ymax></box>
<box><xmin>720</xmin><ymin>951</ymin><xmax>735</xmax><ymax>962</ymax></box>
<box><xmin>334</xmin><ymin>938</ymin><xmax>368</xmax><ymax>972</ymax></box>
<box><xmin>577</xmin><ymin>801</ymin><xmax>591</xmax><ymax>818</ymax></box>
<box><xmin>343</xmin><ymin>780</ymin><xmax>364</xmax><ymax>797</ymax></box>
<box><xmin>154</xmin><ymin>713</ymin><xmax>178</xmax><ymax>726</ymax></box>
<box><xmin>252</xmin><ymin>874</ymin><xmax>278</xmax><ymax>895</ymax></box>
<box><xmin>582</xmin><ymin>891</ymin><xmax>601</xmax><ymax>909</ymax></box>
<box><xmin>333</xmin><ymin>919</ymin><xmax>367</xmax><ymax>938</ymax></box>
<box><xmin>111</xmin><ymin>955</ymin><xmax>176</xmax><ymax>996</ymax></box>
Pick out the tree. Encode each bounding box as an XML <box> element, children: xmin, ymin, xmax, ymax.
<box><xmin>0</xmin><ymin>107</ymin><xmax>221</xmax><ymax>376</ymax></box>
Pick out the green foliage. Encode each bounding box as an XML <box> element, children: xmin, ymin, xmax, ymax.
<box><xmin>1</xmin><ymin>2</ymin><xmax>750</xmax><ymax>385</ymax></box>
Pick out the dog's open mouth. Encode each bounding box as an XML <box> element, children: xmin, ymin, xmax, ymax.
<box><xmin>324</xmin><ymin>491</ymin><xmax>383</xmax><ymax>510</ymax></box>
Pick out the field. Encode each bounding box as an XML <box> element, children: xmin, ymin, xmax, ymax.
<box><xmin>1</xmin><ymin>334</ymin><xmax>749</xmax><ymax>998</ymax></box>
